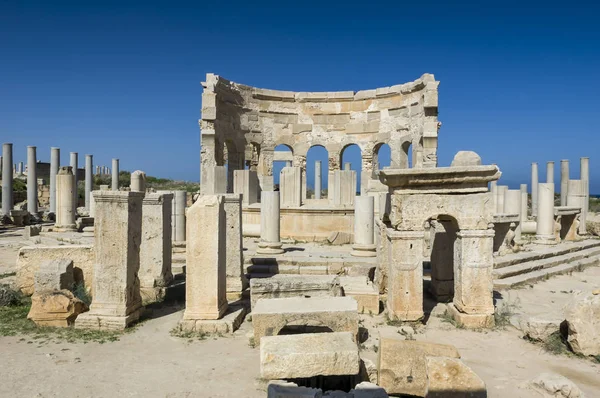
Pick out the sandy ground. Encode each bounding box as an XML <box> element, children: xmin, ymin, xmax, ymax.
<box><xmin>1</xmin><ymin>227</ymin><xmax>599</xmax><ymax>397</ymax></box>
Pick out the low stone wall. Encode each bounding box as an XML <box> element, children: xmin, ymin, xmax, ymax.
<box><xmin>16</xmin><ymin>245</ymin><xmax>94</xmax><ymax>296</ymax></box>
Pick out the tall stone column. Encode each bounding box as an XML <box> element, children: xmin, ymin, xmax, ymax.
<box><xmin>580</xmin><ymin>157</ymin><xmax>589</xmax><ymax>235</ymax></box>
<box><xmin>2</xmin><ymin>143</ymin><xmax>13</xmax><ymax>216</ymax></box>
<box><xmin>535</xmin><ymin>183</ymin><xmax>556</xmax><ymax>244</ymax></box>
<box><xmin>55</xmin><ymin>167</ymin><xmax>77</xmax><ymax>231</ymax></box>
<box><xmin>351</xmin><ymin>195</ymin><xmax>376</xmax><ymax>257</ymax></box>
<box><xmin>223</xmin><ymin>194</ymin><xmax>247</xmax><ymax>298</ymax></box>
<box><xmin>17</xmin><ymin>162</ymin><xmax>23</xmax><ymax>175</ymax></box>
<box><xmin>520</xmin><ymin>184</ymin><xmax>528</xmax><ymax>225</ymax></box>
<box><xmin>546</xmin><ymin>161</ymin><xmax>555</xmax><ymax>183</ymax></box>
<box><xmin>70</xmin><ymin>152</ymin><xmax>78</xmax><ymax>208</ymax></box>
<box><xmin>50</xmin><ymin>147</ymin><xmax>60</xmax><ymax>214</ymax></box>
<box><xmin>560</xmin><ymin>160</ymin><xmax>569</xmax><ymax>206</ymax></box>
<box><xmin>85</xmin><ymin>155</ymin><xmax>93</xmax><ymax>211</ymax></box>
<box><xmin>174</xmin><ymin>190</ymin><xmax>187</xmax><ymax>242</ymax></box>
<box><xmin>76</xmin><ymin>191</ymin><xmax>144</xmax><ymax>330</ymax></box>
<box><xmin>27</xmin><ymin>146</ymin><xmax>38</xmax><ymax>216</ymax></box>
<box><xmin>386</xmin><ymin>230</ymin><xmax>424</xmax><ymax>321</ymax></box>
<box><xmin>130</xmin><ymin>170</ymin><xmax>146</xmax><ymax>193</ymax></box>
<box><xmin>182</xmin><ymin>195</ymin><xmax>227</xmax><ymax>322</ymax></box>
<box><xmin>257</xmin><ymin>191</ymin><xmax>284</xmax><ymax>254</ymax></box>
<box><xmin>505</xmin><ymin>189</ymin><xmax>522</xmax><ymax>241</ymax></box>
<box><xmin>531</xmin><ymin>162</ymin><xmax>539</xmax><ymax>217</ymax></box>
<box><xmin>315</xmin><ymin>160</ymin><xmax>322</xmax><ymax>199</ymax></box>
<box><xmin>111</xmin><ymin>158</ymin><xmax>119</xmax><ymax>190</ymax></box>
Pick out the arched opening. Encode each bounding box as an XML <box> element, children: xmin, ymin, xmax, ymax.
<box><xmin>306</xmin><ymin>145</ymin><xmax>329</xmax><ymax>199</ymax></box>
<box><xmin>372</xmin><ymin>143</ymin><xmax>391</xmax><ymax>178</ymax></box>
<box><xmin>273</xmin><ymin>144</ymin><xmax>293</xmax><ymax>189</ymax></box>
<box><xmin>425</xmin><ymin>215</ymin><xmax>459</xmax><ymax>306</ymax></box>
<box><xmin>340</xmin><ymin>144</ymin><xmax>361</xmax><ymax>195</ymax></box>
<box><xmin>400</xmin><ymin>141</ymin><xmax>413</xmax><ymax>169</ymax></box>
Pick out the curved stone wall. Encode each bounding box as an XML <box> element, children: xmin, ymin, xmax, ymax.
<box><xmin>200</xmin><ymin>73</ymin><xmax>440</xmax><ymax>192</ymax></box>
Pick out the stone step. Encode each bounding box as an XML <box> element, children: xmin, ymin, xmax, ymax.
<box><xmin>493</xmin><ymin>246</ymin><xmax>600</xmax><ymax>280</ymax></box>
<box><xmin>494</xmin><ymin>255</ymin><xmax>600</xmax><ymax>289</ymax></box>
<box><xmin>172</xmin><ymin>247</ymin><xmax>186</xmax><ymax>254</ymax></box>
<box><xmin>494</xmin><ymin>239</ymin><xmax>600</xmax><ymax>269</ymax></box>
<box><xmin>172</xmin><ymin>254</ymin><xmax>186</xmax><ymax>263</ymax></box>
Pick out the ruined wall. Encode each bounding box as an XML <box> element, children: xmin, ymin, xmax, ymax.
<box><xmin>200</xmin><ymin>73</ymin><xmax>440</xmax><ymax>192</ymax></box>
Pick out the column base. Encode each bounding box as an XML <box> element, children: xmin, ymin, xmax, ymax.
<box><xmin>534</xmin><ymin>234</ymin><xmax>558</xmax><ymax>245</ymax></box>
<box><xmin>351</xmin><ymin>243</ymin><xmax>377</xmax><ymax>257</ymax></box>
<box><xmin>386</xmin><ymin>308</ymin><xmax>424</xmax><ymax>322</ymax></box>
<box><xmin>257</xmin><ymin>241</ymin><xmax>284</xmax><ymax>255</ymax></box>
<box><xmin>179</xmin><ymin>305</ymin><xmax>246</xmax><ymax>335</ymax></box>
<box><xmin>75</xmin><ymin>308</ymin><xmax>142</xmax><ymax>331</ymax></box>
<box><xmin>447</xmin><ymin>303</ymin><xmax>494</xmax><ymax>329</ymax></box>
<box><xmin>81</xmin><ymin>226</ymin><xmax>94</xmax><ymax>237</ymax></box>
<box><xmin>54</xmin><ymin>224</ymin><xmax>78</xmax><ymax>232</ymax></box>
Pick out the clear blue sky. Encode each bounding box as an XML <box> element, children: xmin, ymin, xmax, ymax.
<box><xmin>2</xmin><ymin>1</ymin><xmax>599</xmax><ymax>193</ymax></box>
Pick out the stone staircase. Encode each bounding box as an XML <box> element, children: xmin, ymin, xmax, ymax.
<box><xmin>493</xmin><ymin>239</ymin><xmax>600</xmax><ymax>289</ymax></box>
<box><xmin>172</xmin><ymin>242</ymin><xmax>186</xmax><ymax>276</ymax></box>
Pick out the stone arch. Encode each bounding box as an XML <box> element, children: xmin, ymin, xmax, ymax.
<box><xmin>400</xmin><ymin>140</ymin><xmax>412</xmax><ymax>169</ymax></box>
<box><xmin>340</xmin><ymin>143</ymin><xmax>362</xmax><ymax>195</ymax></box>
<box><xmin>372</xmin><ymin>143</ymin><xmax>392</xmax><ymax>178</ymax></box>
<box><xmin>425</xmin><ymin>214</ymin><xmax>459</xmax><ymax>303</ymax></box>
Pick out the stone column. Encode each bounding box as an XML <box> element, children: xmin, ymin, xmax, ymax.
<box><xmin>351</xmin><ymin>195</ymin><xmax>376</xmax><ymax>257</ymax></box>
<box><xmin>280</xmin><ymin>166</ymin><xmax>302</xmax><ymax>207</ymax></box>
<box><xmin>17</xmin><ymin>162</ymin><xmax>23</xmax><ymax>175</ymax></box>
<box><xmin>55</xmin><ymin>166</ymin><xmax>77</xmax><ymax>231</ymax></box>
<box><xmin>505</xmin><ymin>189</ymin><xmax>522</xmax><ymax>241</ymax></box>
<box><xmin>257</xmin><ymin>191</ymin><xmax>284</xmax><ymax>254</ymax></box>
<box><xmin>520</xmin><ymin>183</ymin><xmax>528</xmax><ymax>224</ymax></box>
<box><xmin>174</xmin><ymin>190</ymin><xmax>187</xmax><ymax>242</ymax></box>
<box><xmin>332</xmin><ymin>170</ymin><xmax>356</xmax><ymax>206</ymax></box>
<box><xmin>223</xmin><ymin>194</ymin><xmax>248</xmax><ymax>299</ymax></box>
<box><xmin>560</xmin><ymin>160</ymin><xmax>569</xmax><ymax>206</ymax></box>
<box><xmin>386</xmin><ymin>229</ymin><xmax>424</xmax><ymax>321</ymax></box>
<box><xmin>531</xmin><ymin>162</ymin><xmax>538</xmax><ymax>217</ymax></box>
<box><xmin>50</xmin><ymin>147</ymin><xmax>60</xmax><ymax>214</ymax></box>
<box><xmin>85</xmin><ymin>155</ymin><xmax>93</xmax><ymax>210</ymax></box>
<box><xmin>70</xmin><ymin>152</ymin><xmax>78</xmax><ymax>208</ymax></box>
<box><xmin>490</xmin><ymin>181</ymin><xmax>497</xmax><ymax>211</ymax></box>
<box><xmin>140</xmin><ymin>192</ymin><xmax>173</xmax><ymax>301</ymax></box>
<box><xmin>315</xmin><ymin>161</ymin><xmax>322</xmax><ymax>199</ymax></box>
<box><xmin>535</xmin><ymin>183</ymin><xmax>556</xmax><ymax>244</ymax></box>
<box><xmin>344</xmin><ymin>162</ymin><xmax>351</xmax><ymax>171</ymax></box>
<box><xmin>496</xmin><ymin>185</ymin><xmax>508</xmax><ymax>213</ymax></box>
<box><xmin>27</xmin><ymin>146</ymin><xmax>38</xmax><ymax>216</ymax></box>
<box><xmin>546</xmin><ymin>161</ymin><xmax>554</xmax><ymax>183</ymax></box>
<box><xmin>76</xmin><ymin>191</ymin><xmax>144</xmax><ymax>330</ymax></box>
<box><xmin>580</xmin><ymin>157</ymin><xmax>589</xmax><ymax>234</ymax></box>
<box><xmin>182</xmin><ymin>195</ymin><xmax>227</xmax><ymax>323</ymax></box>
<box><xmin>111</xmin><ymin>158</ymin><xmax>119</xmax><ymax>190</ymax></box>
<box><xmin>2</xmin><ymin>143</ymin><xmax>13</xmax><ymax>216</ymax></box>
<box><xmin>130</xmin><ymin>170</ymin><xmax>146</xmax><ymax>193</ymax></box>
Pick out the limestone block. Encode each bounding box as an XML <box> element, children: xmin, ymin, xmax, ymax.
<box><xmin>425</xmin><ymin>357</ymin><xmax>486</xmax><ymax>397</ymax></box>
<box><xmin>327</xmin><ymin>231</ymin><xmax>353</xmax><ymax>245</ymax></box>
<box><xmin>340</xmin><ymin>276</ymin><xmax>380</xmax><ymax>314</ymax></box>
<box><xmin>34</xmin><ymin>259</ymin><xmax>74</xmax><ymax>293</ymax></box>
<box><xmin>253</xmin><ymin>296</ymin><xmax>358</xmax><ymax>343</ymax></box>
<box><xmin>332</xmin><ymin>170</ymin><xmax>356</xmax><ymax>207</ymax></box>
<box><xmin>23</xmin><ymin>225</ymin><xmax>41</xmax><ymax>238</ymax></box>
<box><xmin>201</xmin><ymin>165</ymin><xmax>227</xmax><ymax>195</ymax></box>
<box><xmin>378</xmin><ymin>335</ymin><xmax>460</xmax><ymax>397</ymax></box>
<box><xmin>528</xmin><ymin>373</ymin><xmax>585</xmax><ymax>398</ymax></box>
<box><xmin>27</xmin><ymin>290</ymin><xmax>88</xmax><ymax>327</ymax></box>
<box><xmin>233</xmin><ymin>169</ymin><xmax>260</xmax><ymax>205</ymax></box>
<box><xmin>280</xmin><ymin>166</ymin><xmax>302</xmax><ymax>207</ymax></box>
<box><xmin>450</xmin><ymin>151</ymin><xmax>482</xmax><ymax>167</ymax></box>
<box><xmin>223</xmin><ymin>194</ymin><xmax>247</xmax><ymax>296</ymax></box>
<box><xmin>260</xmin><ymin>332</ymin><xmax>360</xmax><ymax>379</ymax></box>
<box><xmin>16</xmin><ymin>245</ymin><xmax>94</xmax><ymax>296</ymax></box>
<box><xmin>518</xmin><ymin>317</ymin><xmax>562</xmax><ymax>342</ymax></box>
<box><xmin>350</xmin><ymin>382</ymin><xmax>389</xmax><ymax>398</ymax></box>
<box><xmin>250</xmin><ymin>274</ymin><xmax>341</xmax><ymax>309</ymax></box>
<box><xmin>564</xmin><ymin>291</ymin><xmax>600</xmax><ymax>356</ymax></box>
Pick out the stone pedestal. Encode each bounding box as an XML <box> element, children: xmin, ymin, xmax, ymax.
<box><xmin>130</xmin><ymin>170</ymin><xmax>146</xmax><ymax>193</ymax></box>
<box><xmin>314</xmin><ymin>161</ymin><xmax>322</xmax><ymax>199</ymax></box>
<box><xmin>139</xmin><ymin>193</ymin><xmax>173</xmax><ymax>302</ymax></box>
<box><xmin>182</xmin><ymin>195</ymin><xmax>227</xmax><ymax>323</ymax></box>
<box><xmin>257</xmin><ymin>191</ymin><xmax>284</xmax><ymax>254</ymax></box>
<box><xmin>1</xmin><ymin>143</ymin><xmax>12</xmax><ymax>216</ymax></box>
<box><xmin>280</xmin><ymin>166</ymin><xmax>302</xmax><ymax>207</ymax></box>
<box><xmin>85</xmin><ymin>154</ymin><xmax>93</xmax><ymax>211</ymax></box>
<box><xmin>351</xmin><ymin>195</ymin><xmax>376</xmax><ymax>257</ymax></box>
<box><xmin>536</xmin><ymin>183</ymin><xmax>556</xmax><ymax>245</ymax></box>
<box><xmin>111</xmin><ymin>158</ymin><xmax>119</xmax><ymax>190</ymax></box>
<box><xmin>76</xmin><ymin>191</ymin><xmax>144</xmax><ymax>330</ymax></box>
<box><xmin>560</xmin><ymin>160</ymin><xmax>569</xmax><ymax>206</ymax></box>
<box><xmin>233</xmin><ymin>169</ymin><xmax>259</xmax><ymax>205</ymax></box>
<box><xmin>55</xmin><ymin>167</ymin><xmax>77</xmax><ymax>232</ymax></box>
<box><xmin>201</xmin><ymin>165</ymin><xmax>227</xmax><ymax>195</ymax></box>
<box><xmin>223</xmin><ymin>194</ymin><xmax>247</xmax><ymax>299</ymax></box>
<box><xmin>332</xmin><ymin>170</ymin><xmax>356</xmax><ymax>206</ymax></box>
<box><xmin>27</xmin><ymin>146</ymin><xmax>38</xmax><ymax>216</ymax></box>
<box><xmin>50</xmin><ymin>147</ymin><xmax>60</xmax><ymax>214</ymax></box>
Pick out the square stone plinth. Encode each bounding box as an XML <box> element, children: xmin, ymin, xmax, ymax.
<box><xmin>250</xmin><ymin>274</ymin><xmax>341</xmax><ymax>309</ymax></box>
<box><xmin>340</xmin><ymin>276</ymin><xmax>380</xmax><ymax>315</ymax></box>
<box><xmin>179</xmin><ymin>305</ymin><xmax>247</xmax><ymax>335</ymax></box>
<box><xmin>75</xmin><ymin>308</ymin><xmax>142</xmax><ymax>331</ymax></box>
<box><xmin>260</xmin><ymin>332</ymin><xmax>360</xmax><ymax>379</ymax></box>
<box><xmin>447</xmin><ymin>303</ymin><xmax>495</xmax><ymax>329</ymax></box>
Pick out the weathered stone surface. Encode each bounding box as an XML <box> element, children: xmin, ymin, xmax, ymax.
<box><xmin>425</xmin><ymin>357</ymin><xmax>486</xmax><ymax>397</ymax></box>
<box><xmin>529</xmin><ymin>373</ymin><xmax>585</xmax><ymax>398</ymax></box>
<box><xmin>27</xmin><ymin>290</ymin><xmax>87</xmax><ymax>327</ymax></box>
<box><xmin>179</xmin><ymin>305</ymin><xmax>246</xmax><ymax>335</ymax></box>
<box><xmin>34</xmin><ymin>259</ymin><xmax>74</xmax><ymax>293</ymax></box>
<box><xmin>564</xmin><ymin>291</ymin><xmax>600</xmax><ymax>356</ymax></box>
<box><xmin>518</xmin><ymin>316</ymin><xmax>562</xmax><ymax>342</ymax></box>
<box><xmin>327</xmin><ymin>231</ymin><xmax>352</xmax><ymax>245</ymax></box>
<box><xmin>340</xmin><ymin>276</ymin><xmax>379</xmax><ymax>314</ymax></box>
<box><xmin>23</xmin><ymin>225</ymin><xmax>41</xmax><ymax>238</ymax></box>
<box><xmin>378</xmin><ymin>335</ymin><xmax>460</xmax><ymax>397</ymax></box>
<box><xmin>450</xmin><ymin>151</ymin><xmax>482</xmax><ymax>167</ymax></box>
<box><xmin>253</xmin><ymin>297</ymin><xmax>358</xmax><ymax>343</ymax></box>
<box><xmin>260</xmin><ymin>332</ymin><xmax>360</xmax><ymax>379</ymax></box>
<box><xmin>250</xmin><ymin>274</ymin><xmax>341</xmax><ymax>309</ymax></box>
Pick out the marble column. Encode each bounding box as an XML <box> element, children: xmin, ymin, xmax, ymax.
<box><xmin>18</xmin><ymin>162</ymin><xmax>23</xmax><ymax>175</ymax></box>
<box><xmin>496</xmin><ymin>185</ymin><xmax>508</xmax><ymax>213</ymax></box>
<box><xmin>546</xmin><ymin>161</ymin><xmax>555</xmax><ymax>183</ymax></box>
<box><xmin>2</xmin><ymin>143</ymin><xmax>13</xmax><ymax>216</ymax></box>
<box><xmin>560</xmin><ymin>160</ymin><xmax>569</xmax><ymax>206</ymax></box>
<box><xmin>75</xmin><ymin>191</ymin><xmax>144</xmax><ymax>330</ymax></box>
<box><xmin>505</xmin><ymin>189</ymin><xmax>522</xmax><ymax>241</ymax></box>
<box><xmin>27</xmin><ymin>146</ymin><xmax>38</xmax><ymax>216</ymax></box>
<box><xmin>580</xmin><ymin>157</ymin><xmax>589</xmax><ymax>235</ymax></box>
<box><xmin>174</xmin><ymin>190</ymin><xmax>187</xmax><ymax>242</ymax></box>
<box><xmin>130</xmin><ymin>170</ymin><xmax>146</xmax><ymax>193</ymax></box>
<box><xmin>567</xmin><ymin>180</ymin><xmax>586</xmax><ymax>235</ymax></box>
<box><xmin>50</xmin><ymin>147</ymin><xmax>60</xmax><ymax>214</ymax></box>
<box><xmin>223</xmin><ymin>194</ymin><xmax>248</xmax><ymax>298</ymax></box>
<box><xmin>535</xmin><ymin>183</ymin><xmax>556</xmax><ymax>244</ymax></box>
<box><xmin>520</xmin><ymin>184</ymin><xmax>528</xmax><ymax>224</ymax></box>
<box><xmin>55</xmin><ymin>166</ymin><xmax>77</xmax><ymax>231</ymax></box>
<box><xmin>70</xmin><ymin>152</ymin><xmax>78</xmax><ymax>208</ymax></box>
<box><xmin>315</xmin><ymin>161</ymin><xmax>322</xmax><ymax>199</ymax></box>
<box><xmin>111</xmin><ymin>158</ymin><xmax>119</xmax><ymax>190</ymax></box>
<box><xmin>182</xmin><ymin>195</ymin><xmax>227</xmax><ymax>322</ymax></box>
<box><xmin>351</xmin><ymin>195</ymin><xmax>376</xmax><ymax>257</ymax></box>
<box><xmin>531</xmin><ymin>162</ymin><xmax>539</xmax><ymax>217</ymax></box>
<box><xmin>257</xmin><ymin>191</ymin><xmax>284</xmax><ymax>254</ymax></box>
<box><xmin>85</xmin><ymin>155</ymin><xmax>93</xmax><ymax>211</ymax></box>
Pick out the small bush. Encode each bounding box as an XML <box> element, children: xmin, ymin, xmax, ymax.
<box><xmin>0</xmin><ymin>285</ymin><xmax>23</xmax><ymax>307</ymax></box>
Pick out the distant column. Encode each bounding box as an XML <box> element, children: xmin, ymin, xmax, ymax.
<box><xmin>85</xmin><ymin>155</ymin><xmax>93</xmax><ymax>211</ymax></box>
<box><xmin>531</xmin><ymin>162</ymin><xmax>539</xmax><ymax>217</ymax></box>
<box><xmin>50</xmin><ymin>147</ymin><xmax>60</xmax><ymax>213</ymax></box>
<box><xmin>130</xmin><ymin>170</ymin><xmax>147</xmax><ymax>193</ymax></box>
<box><xmin>27</xmin><ymin>146</ymin><xmax>38</xmax><ymax>215</ymax></box>
<box><xmin>560</xmin><ymin>160</ymin><xmax>569</xmax><ymax>206</ymax></box>
<box><xmin>490</xmin><ymin>181</ymin><xmax>498</xmax><ymax>211</ymax></box>
<box><xmin>351</xmin><ymin>195</ymin><xmax>376</xmax><ymax>257</ymax></box>
<box><xmin>520</xmin><ymin>184</ymin><xmax>528</xmax><ymax>224</ymax></box>
<box><xmin>174</xmin><ymin>190</ymin><xmax>187</xmax><ymax>242</ymax></box>
<box><xmin>111</xmin><ymin>159</ymin><xmax>119</xmax><ymax>190</ymax></box>
<box><xmin>536</xmin><ymin>183</ymin><xmax>556</xmax><ymax>245</ymax></box>
<box><xmin>257</xmin><ymin>191</ymin><xmax>284</xmax><ymax>254</ymax></box>
<box><xmin>70</xmin><ymin>152</ymin><xmax>78</xmax><ymax>208</ymax></box>
<box><xmin>505</xmin><ymin>189</ymin><xmax>522</xmax><ymax>242</ymax></box>
<box><xmin>496</xmin><ymin>185</ymin><xmax>508</xmax><ymax>213</ymax></box>
<box><xmin>344</xmin><ymin>162</ymin><xmax>351</xmax><ymax>171</ymax></box>
<box><xmin>2</xmin><ymin>143</ymin><xmax>13</xmax><ymax>216</ymax></box>
<box><xmin>18</xmin><ymin>162</ymin><xmax>24</xmax><ymax>175</ymax></box>
<box><xmin>314</xmin><ymin>161</ymin><xmax>322</xmax><ymax>199</ymax></box>
<box><xmin>580</xmin><ymin>157</ymin><xmax>589</xmax><ymax>234</ymax></box>
<box><xmin>546</xmin><ymin>161</ymin><xmax>554</xmax><ymax>183</ymax></box>
<box><xmin>55</xmin><ymin>166</ymin><xmax>77</xmax><ymax>231</ymax></box>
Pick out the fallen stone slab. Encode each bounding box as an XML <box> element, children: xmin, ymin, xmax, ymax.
<box><xmin>528</xmin><ymin>372</ymin><xmax>585</xmax><ymax>398</ymax></box>
<box><xmin>250</xmin><ymin>274</ymin><xmax>341</xmax><ymax>309</ymax></box>
<box><xmin>564</xmin><ymin>290</ymin><xmax>600</xmax><ymax>356</ymax></box>
<box><xmin>260</xmin><ymin>332</ymin><xmax>360</xmax><ymax>379</ymax></box>
<box><xmin>518</xmin><ymin>316</ymin><xmax>563</xmax><ymax>342</ymax></box>
<box><xmin>425</xmin><ymin>357</ymin><xmax>486</xmax><ymax>397</ymax></box>
<box><xmin>340</xmin><ymin>276</ymin><xmax>379</xmax><ymax>314</ymax></box>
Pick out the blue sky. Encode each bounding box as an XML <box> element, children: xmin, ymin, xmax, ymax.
<box><xmin>1</xmin><ymin>1</ymin><xmax>599</xmax><ymax>193</ymax></box>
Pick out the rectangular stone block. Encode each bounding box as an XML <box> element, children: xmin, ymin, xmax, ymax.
<box><xmin>223</xmin><ymin>194</ymin><xmax>248</xmax><ymax>296</ymax></box>
<box><xmin>34</xmin><ymin>259</ymin><xmax>74</xmax><ymax>293</ymax></box>
<box><xmin>340</xmin><ymin>276</ymin><xmax>380</xmax><ymax>314</ymax></box>
<box><xmin>260</xmin><ymin>332</ymin><xmax>360</xmax><ymax>379</ymax></box>
<box><xmin>250</xmin><ymin>274</ymin><xmax>341</xmax><ymax>309</ymax></box>
<box><xmin>280</xmin><ymin>166</ymin><xmax>302</xmax><ymax>208</ymax></box>
<box><xmin>233</xmin><ymin>169</ymin><xmax>260</xmax><ymax>205</ymax></box>
<box><xmin>201</xmin><ymin>165</ymin><xmax>227</xmax><ymax>195</ymax></box>
<box><xmin>332</xmin><ymin>170</ymin><xmax>356</xmax><ymax>207</ymax></box>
